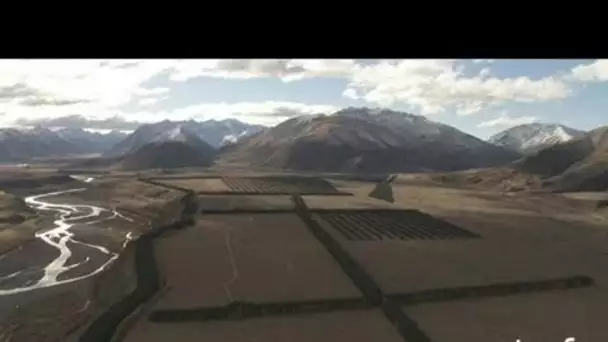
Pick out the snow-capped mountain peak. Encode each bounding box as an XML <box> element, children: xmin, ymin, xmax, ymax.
<box><xmin>105</xmin><ymin>119</ymin><xmax>265</xmax><ymax>157</ymax></box>
<box><xmin>219</xmin><ymin>107</ymin><xmax>521</xmax><ymax>173</ymax></box>
<box><xmin>152</xmin><ymin>124</ymin><xmax>192</xmax><ymax>143</ymax></box>
<box><xmin>554</xmin><ymin>126</ymin><xmax>575</xmax><ymax>141</ymax></box>
<box><xmin>220</xmin><ymin>129</ymin><xmax>254</xmax><ymax>145</ymax></box>
<box><xmin>489</xmin><ymin>123</ymin><xmax>586</xmax><ymax>154</ymax></box>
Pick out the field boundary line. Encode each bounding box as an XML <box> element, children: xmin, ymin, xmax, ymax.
<box><xmin>292</xmin><ymin>194</ymin><xmax>433</xmax><ymax>342</ymax></box>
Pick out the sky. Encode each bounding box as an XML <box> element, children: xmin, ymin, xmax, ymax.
<box><xmin>0</xmin><ymin>59</ymin><xmax>606</xmax><ymax>139</ymax></box>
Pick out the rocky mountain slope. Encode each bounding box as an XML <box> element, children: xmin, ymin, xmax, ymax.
<box><xmin>192</xmin><ymin>119</ymin><xmax>265</xmax><ymax>147</ymax></box>
<box><xmin>119</xmin><ymin>125</ymin><xmax>217</xmax><ymax>170</ymax></box>
<box><xmin>489</xmin><ymin>123</ymin><xmax>586</xmax><ymax>154</ymax></box>
<box><xmin>514</xmin><ymin>126</ymin><xmax>608</xmax><ymax>192</ymax></box>
<box><xmin>119</xmin><ymin>141</ymin><xmax>215</xmax><ymax>170</ymax></box>
<box><xmin>218</xmin><ymin>108</ymin><xmax>521</xmax><ymax>173</ymax></box>
<box><xmin>437</xmin><ymin>126</ymin><xmax>608</xmax><ymax>193</ymax></box>
<box><xmin>106</xmin><ymin>119</ymin><xmax>264</xmax><ymax>157</ymax></box>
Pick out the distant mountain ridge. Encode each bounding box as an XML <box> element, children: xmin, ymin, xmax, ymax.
<box><xmin>218</xmin><ymin>107</ymin><xmax>521</xmax><ymax>173</ymax></box>
<box><xmin>442</xmin><ymin>126</ymin><xmax>608</xmax><ymax>193</ymax></box>
<box><xmin>0</xmin><ymin>127</ymin><xmax>127</xmax><ymax>162</ymax></box>
<box><xmin>105</xmin><ymin>119</ymin><xmax>264</xmax><ymax>157</ymax></box>
<box><xmin>489</xmin><ymin>123</ymin><xmax>586</xmax><ymax>154</ymax></box>
<box><xmin>514</xmin><ymin>126</ymin><xmax>608</xmax><ymax>192</ymax></box>
<box><xmin>52</xmin><ymin>127</ymin><xmax>127</xmax><ymax>153</ymax></box>
<box><xmin>8</xmin><ymin>110</ymin><xmax>600</xmax><ymax>179</ymax></box>
<box><xmin>70</xmin><ymin>125</ymin><xmax>218</xmax><ymax>170</ymax></box>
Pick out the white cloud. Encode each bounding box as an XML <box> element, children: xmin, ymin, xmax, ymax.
<box><xmin>83</xmin><ymin>128</ymin><xmax>134</xmax><ymax>135</ymax></box>
<box><xmin>169</xmin><ymin>59</ymin><xmax>356</xmax><ymax>82</ymax></box>
<box><xmin>134</xmin><ymin>87</ymin><xmax>171</xmax><ymax>97</ymax></box>
<box><xmin>570</xmin><ymin>59</ymin><xmax>608</xmax><ymax>82</ymax></box>
<box><xmin>138</xmin><ymin>97</ymin><xmax>167</xmax><ymax>107</ymax></box>
<box><xmin>342</xmin><ymin>88</ymin><xmax>359</xmax><ymax>100</ymax></box>
<box><xmin>0</xmin><ymin>59</ymin><xmax>179</xmax><ymax>125</ymax></box>
<box><xmin>479</xmin><ymin>67</ymin><xmax>490</xmax><ymax>77</ymax></box>
<box><xmin>478</xmin><ymin>112</ymin><xmax>538</xmax><ymax>128</ymax></box>
<box><xmin>344</xmin><ymin>59</ymin><xmax>572</xmax><ymax>116</ymax></box>
<box><xmin>0</xmin><ymin>59</ymin><xmax>355</xmax><ymax>127</ymax></box>
<box><xmin>16</xmin><ymin>101</ymin><xmax>340</xmax><ymax>129</ymax></box>
<box><xmin>1</xmin><ymin>59</ymin><xmax>605</xmax><ymax>131</ymax></box>
<box><xmin>472</xmin><ymin>59</ymin><xmax>495</xmax><ymax>64</ymax></box>
<box><xmin>164</xmin><ymin>101</ymin><xmax>339</xmax><ymax>126</ymax></box>
<box><xmin>0</xmin><ymin>60</ymin><xmax>175</xmax><ymax>107</ymax></box>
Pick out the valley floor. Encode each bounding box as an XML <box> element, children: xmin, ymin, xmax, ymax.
<box><xmin>1</xmin><ymin>171</ymin><xmax>607</xmax><ymax>341</ymax></box>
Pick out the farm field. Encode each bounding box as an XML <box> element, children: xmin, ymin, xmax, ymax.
<box><xmin>152</xmin><ymin>175</ymin><xmax>344</xmax><ymax>194</ymax></box>
<box><xmin>198</xmin><ymin>194</ymin><xmax>295</xmax><ymax>212</ymax></box>
<box><xmin>154</xmin><ymin>177</ymin><xmax>231</xmax><ymax>192</ymax></box>
<box><xmin>310</xmin><ymin>180</ymin><xmax>608</xmax><ymax>294</ymax></box>
<box><xmin>152</xmin><ymin>213</ymin><xmax>362</xmax><ymax>309</ymax></box>
<box><xmin>123</xmin><ymin>309</ymin><xmax>403</xmax><ymax>342</ymax></box>
<box><xmin>1</xmin><ymin>171</ymin><xmax>607</xmax><ymax>342</ymax></box>
<box><xmin>406</xmin><ymin>287</ymin><xmax>608</xmax><ymax>341</ymax></box>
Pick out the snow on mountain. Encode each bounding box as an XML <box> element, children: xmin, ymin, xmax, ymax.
<box><xmin>0</xmin><ymin>126</ymin><xmax>130</xmax><ymax>162</ymax></box>
<box><xmin>221</xmin><ymin>134</ymin><xmax>238</xmax><ymax>145</ymax></box>
<box><xmin>0</xmin><ymin>127</ymin><xmax>83</xmax><ymax>162</ymax></box>
<box><xmin>106</xmin><ymin>119</ymin><xmax>264</xmax><ymax>157</ymax></box>
<box><xmin>219</xmin><ymin>107</ymin><xmax>520</xmax><ymax>173</ymax></box>
<box><xmin>334</xmin><ymin>107</ymin><xmax>492</xmax><ymax>150</ymax></box>
<box><xmin>191</xmin><ymin>119</ymin><xmax>265</xmax><ymax>147</ymax></box>
<box><xmin>489</xmin><ymin>123</ymin><xmax>586</xmax><ymax>154</ymax></box>
<box><xmin>152</xmin><ymin>124</ymin><xmax>190</xmax><ymax>143</ymax></box>
<box><xmin>52</xmin><ymin>127</ymin><xmax>127</xmax><ymax>153</ymax></box>
<box><xmin>220</xmin><ymin>129</ymin><xmax>255</xmax><ymax>145</ymax></box>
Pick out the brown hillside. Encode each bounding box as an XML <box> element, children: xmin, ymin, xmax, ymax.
<box><xmin>218</xmin><ymin>114</ymin><xmax>519</xmax><ymax>173</ymax></box>
<box><xmin>120</xmin><ymin>141</ymin><xmax>215</xmax><ymax>170</ymax></box>
<box><xmin>441</xmin><ymin>127</ymin><xmax>608</xmax><ymax>193</ymax></box>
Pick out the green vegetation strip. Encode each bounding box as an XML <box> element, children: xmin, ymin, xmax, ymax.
<box><xmin>292</xmin><ymin>194</ymin><xmax>432</xmax><ymax>342</ymax></box>
<box><xmin>390</xmin><ymin>275</ymin><xmax>595</xmax><ymax>306</ymax></box>
<box><xmin>149</xmin><ymin>298</ymin><xmax>371</xmax><ymax>323</ymax></box>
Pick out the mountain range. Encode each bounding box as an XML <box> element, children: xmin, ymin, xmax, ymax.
<box><xmin>489</xmin><ymin>123</ymin><xmax>586</xmax><ymax>154</ymax></box>
<box><xmin>514</xmin><ymin>126</ymin><xmax>608</xmax><ymax>192</ymax></box>
<box><xmin>119</xmin><ymin>125</ymin><xmax>216</xmax><ymax>170</ymax></box>
<box><xmin>432</xmin><ymin>125</ymin><xmax>608</xmax><ymax>193</ymax></box>
<box><xmin>0</xmin><ymin>119</ymin><xmax>263</xmax><ymax>164</ymax></box>
<box><xmin>0</xmin><ymin>127</ymin><xmax>127</xmax><ymax>162</ymax></box>
<box><xmin>218</xmin><ymin>108</ymin><xmax>521</xmax><ymax>173</ymax></box>
<box><xmin>2</xmin><ymin>109</ymin><xmax>604</xmax><ymax>192</ymax></box>
<box><xmin>105</xmin><ymin>119</ymin><xmax>264</xmax><ymax>157</ymax></box>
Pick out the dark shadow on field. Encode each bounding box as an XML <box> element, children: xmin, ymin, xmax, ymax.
<box><xmin>597</xmin><ymin>200</ymin><xmax>608</xmax><ymax>210</ymax></box>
